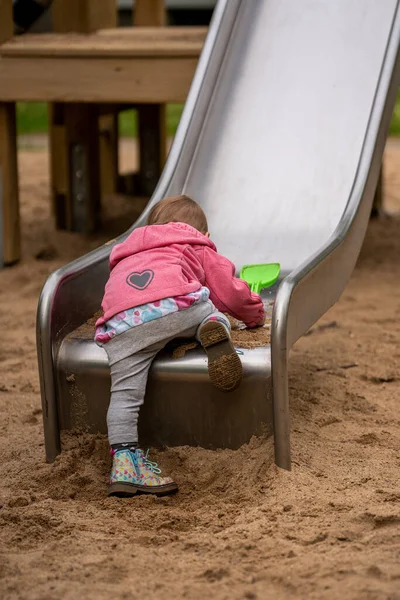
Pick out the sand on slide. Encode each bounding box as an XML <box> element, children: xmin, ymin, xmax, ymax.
<box><xmin>0</xmin><ymin>139</ymin><xmax>399</xmax><ymax>600</ymax></box>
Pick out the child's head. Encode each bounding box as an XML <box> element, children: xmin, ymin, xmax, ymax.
<box><xmin>147</xmin><ymin>195</ymin><xmax>208</xmax><ymax>235</ymax></box>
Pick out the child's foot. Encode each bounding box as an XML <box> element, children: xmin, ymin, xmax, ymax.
<box><xmin>108</xmin><ymin>448</ymin><xmax>178</xmax><ymax>497</ymax></box>
<box><xmin>198</xmin><ymin>320</ymin><xmax>243</xmax><ymax>392</ymax></box>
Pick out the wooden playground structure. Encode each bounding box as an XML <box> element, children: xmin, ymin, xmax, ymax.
<box><xmin>0</xmin><ymin>0</ymin><xmax>207</xmax><ymax>265</ymax></box>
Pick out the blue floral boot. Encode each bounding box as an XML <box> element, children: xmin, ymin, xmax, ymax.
<box><xmin>108</xmin><ymin>448</ymin><xmax>178</xmax><ymax>497</ymax></box>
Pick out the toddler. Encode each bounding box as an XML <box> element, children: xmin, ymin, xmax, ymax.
<box><xmin>95</xmin><ymin>195</ymin><xmax>265</xmax><ymax>497</ymax></box>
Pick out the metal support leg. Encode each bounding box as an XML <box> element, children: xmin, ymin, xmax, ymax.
<box><xmin>271</xmin><ymin>326</ymin><xmax>292</xmax><ymax>470</ymax></box>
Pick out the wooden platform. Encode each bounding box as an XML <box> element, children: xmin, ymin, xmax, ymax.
<box><xmin>0</xmin><ymin>27</ymin><xmax>207</xmax><ymax>103</ymax></box>
<box><xmin>0</xmin><ymin>0</ymin><xmax>207</xmax><ymax>265</ymax></box>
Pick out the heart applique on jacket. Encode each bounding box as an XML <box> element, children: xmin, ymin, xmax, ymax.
<box><xmin>126</xmin><ymin>270</ymin><xmax>154</xmax><ymax>290</ymax></box>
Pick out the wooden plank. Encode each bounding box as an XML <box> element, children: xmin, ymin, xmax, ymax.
<box><xmin>134</xmin><ymin>0</ymin><xmax>166</xmax><ymax>27</ymax></box>
<box><xmin>0</xmin><ymin>29</ymin><xmax>206</xmax><ymax>57</ymax></box>
<box><xmin>52</xmin><ymin>0</ymin><xmax>117</xmax><ymax>33</ymax></box>
<box><xmin>0</xmin><ymin>0</ymin><xmax>13</xmax><ymax>44</ymax></box>
<box><xmin>98</xmin><ymin>26</ymin><xmax>206</xmax><ymax>37</ymax></box>
<box><xmin>0</xmin><ymin>102</ymin><xmax>20</xmax><ymax>264</ymax></box>
<box><xmin>0</xmin><ymin>56</ymin><xmax>197</xmax><ymax>102</ymax></box>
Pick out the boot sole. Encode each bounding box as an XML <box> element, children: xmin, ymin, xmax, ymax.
<box><xmin>199</xmin><ymin>321</ymin><xmax>243</xmax><ymax>392</ymax></box>
<box><xmin>108</xmin><ymin>481</ymin><xmax>178</xmax><ymax>497</ymax></box>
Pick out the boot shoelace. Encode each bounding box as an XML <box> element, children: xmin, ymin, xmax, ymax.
<box><xmin>133</xmin><ymin>449</ymin><xmax>162</xmax><ymax>475</ymax></box>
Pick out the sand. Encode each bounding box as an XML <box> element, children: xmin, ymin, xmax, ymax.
<box><xmin>0</xmin><ymin>139</ymin><xmax>400</xmax><ymax>599</ymax></box>
<box><xmin>71</xmin><ymin>306</ymin><xmax>272</xmax><ymax>349</ymax></box>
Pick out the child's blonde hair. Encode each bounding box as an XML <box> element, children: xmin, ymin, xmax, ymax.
<box><xmin>147</xmin><ymin>195</ymin><xmax>208</xmax><ymax>234</ymax></box>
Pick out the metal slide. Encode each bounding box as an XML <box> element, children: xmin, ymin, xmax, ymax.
<box><xmin>37</xmin><ymin>0</ymin><xmax>400</xmax><ymax>468</ymax></box>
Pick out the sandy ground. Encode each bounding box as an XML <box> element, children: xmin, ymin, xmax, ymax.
<box><xmin>0</xmin><ymin>139</ymin><xmax>399</xmax><ymax>600</ymax></box>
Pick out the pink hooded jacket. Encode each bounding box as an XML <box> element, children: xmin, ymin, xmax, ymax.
<box><xmin>97</xmin><ymin>222</ymin><xmax>264</xmax><ymax>328</ymax></box>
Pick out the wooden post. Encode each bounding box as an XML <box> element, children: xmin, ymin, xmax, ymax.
<box><xmin>99</xmin><ymin>112</ymin><xmax>119</xmax><ymax>200</ymax></box>
<box><xmin>0</xmin><ymin>0</ymin><xmax>13</xmax><ymax>44</ymax></box>
<box><xmin>136</xmin><ymin>103</ymin><xmax>166</xmax><ymax>196</ymax></box>
<box><xmin>0</xmin><ymin>3</ymin><xmax>20</xmax><ymax>265</ymax></box>
<box><xmin>64</xmin><ymin>104</ymin><xmax>101</xmax><ymax>232</ymax></box>
<box><xmin>0</xmin><ymin>103</ymin><xmax>20</xmax><ymax>265</ymax></box>
<box><xmin>52</xmin><ymin>0</ymin><xmax>117</xmax><ymax>33</ymax></box>
<box><xmin>49</xmin><ymin>102</ymin><xmax>68</xmax><ymax>228</ymax></box>
<box><xmin>134</xmin><ymin>0</ymin><xmax>167</xmax><ymax>196</ymax></box>
<box><xmin>50</xmin><ymin>0</ymin><xmax>117</xmax><ymax>232</ymax></box>
<box><xmin>134</xmin><ymin>0</ymin><xmax>165</xmax><ymax>27</ymax></box>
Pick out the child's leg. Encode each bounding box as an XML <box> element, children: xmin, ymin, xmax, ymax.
<box><xmin>107</xmin><ymin>345</ymin><xmax>162</xmax><ymax>447</ymax></box>
<box><xmin>106</xmin><ymin>341</ymin><xmax>177</xmax><ymax>497</ymax></box>
<box><xmin>197</xmin><ymin>310</ymin><xmax>243</xmax><ymax>392</ymax></box>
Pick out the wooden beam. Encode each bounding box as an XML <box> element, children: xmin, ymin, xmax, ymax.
<box><xmin>64</xmin><ymin>103</ymin><xmax>101</xmax><ymax>233</ymax></box>
<box><xmin>0</xmin><ymin>5</ymin><xmax>18</xmax><ymax>263</ymax></box>
<box><xmin>49</xmin><ymin>103</ymin><xmax>68</xmax><ymax>228</ymax></box>
<box><xmin>52</xmin><ymin>0</ymin><xmax>117</xmax><ymax>33</ymax></box>
<box><xmin>0</xmin><ymin>102</ymin><xmax>20</xmax><ymax>265</ymax></box>
<box><xmin>52</xmin><ymin>0</ymin><xmax>84</xmax><ymax>32</ymax></box>
<box><xmin>0</xmin><ymin>29</ymin><xmax>206</xmax><ymax>57</ymax></box>
<box><xmin>50</xmin><ymin>0</ymin><xmax>117</xmax><ymax>232</ymax></box>
<box><xmin>0</xmin><ymin>56</ymin><xmax>197</xmax><ymax>102</ymax></box>
<box><xmin>134</xmin><ymin>0</ymin><xmax>166</xmax><ymax>27</ymax></box>
<box><xmin>99</xmin><ymin>113</ymin><xmax>119</xmax><ymax>201</ymax></box>
<box><xmin>50</xmin><ymin>107</ymin><xmax>129</xmax><ymax>226</ymax></box>
<box><xmin>0</xmin><ymin>0</ymin><xmax>13</xmax><ymax>44</ymax></box>
<box><xmin>134</xmin><ymin>0</ymin><xmax>167</xmax><ymax>197</ymax></box>
<box><xmin>136</xmin><ymin>103</ymin><xmax>166</xmax><ymax>196</ymax></box>
<box><xmin>84</xmin><ymin>0</ymin><xmax>117</xmax><ymax>32</ymax></box>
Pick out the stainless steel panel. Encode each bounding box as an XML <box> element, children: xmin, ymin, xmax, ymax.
<box><xmin>181</xmin><ymin>0</ymin><xmax>399</xmax><ymax>272</ymax></box>
<box><xmin>57</xmin><ymin>338</ymin><xmax>272</xmax><ymax>449</ymax></box>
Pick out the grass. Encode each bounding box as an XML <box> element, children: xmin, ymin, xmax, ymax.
<box><xmin>16</xmin><ymin>102</ymin><xmax>184</xmax><ymax>137</ymax></box>
<box><xmin>16</xmin><ymin>90</ymin><xmax>400</xmax><ymax>136</ymax></box>
<box><xmin>389</xmin><ymin>89</ymin><xmax>400</xmax><ymax>135</ymax></box>
<box><xmin>17</xmin><ymin>102</ymin><xmax>49</xmax><ymax>134</ymax></box>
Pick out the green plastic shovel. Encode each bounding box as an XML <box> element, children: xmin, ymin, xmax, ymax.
<box><xmin>240</xmin><ymin>263</ymin><xmax>281</xmax><ymax>294</ymax></box>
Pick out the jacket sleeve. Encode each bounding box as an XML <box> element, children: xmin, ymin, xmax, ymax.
<box><xmin>200</xmin><ymin>246</ymin><xmax>265</xmax><ymax>328</ymax></box>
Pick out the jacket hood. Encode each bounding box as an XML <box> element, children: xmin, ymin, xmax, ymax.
<box><xmin>110</xmin><ymin>222</ymin><xmax>216</xmax><ymax>270</ymax></box>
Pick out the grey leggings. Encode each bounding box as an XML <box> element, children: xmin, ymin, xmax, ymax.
<box><xmin>103</xmin><ymin>301</ymin><xmax>230</xmax><ymax>445</ymax></box>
